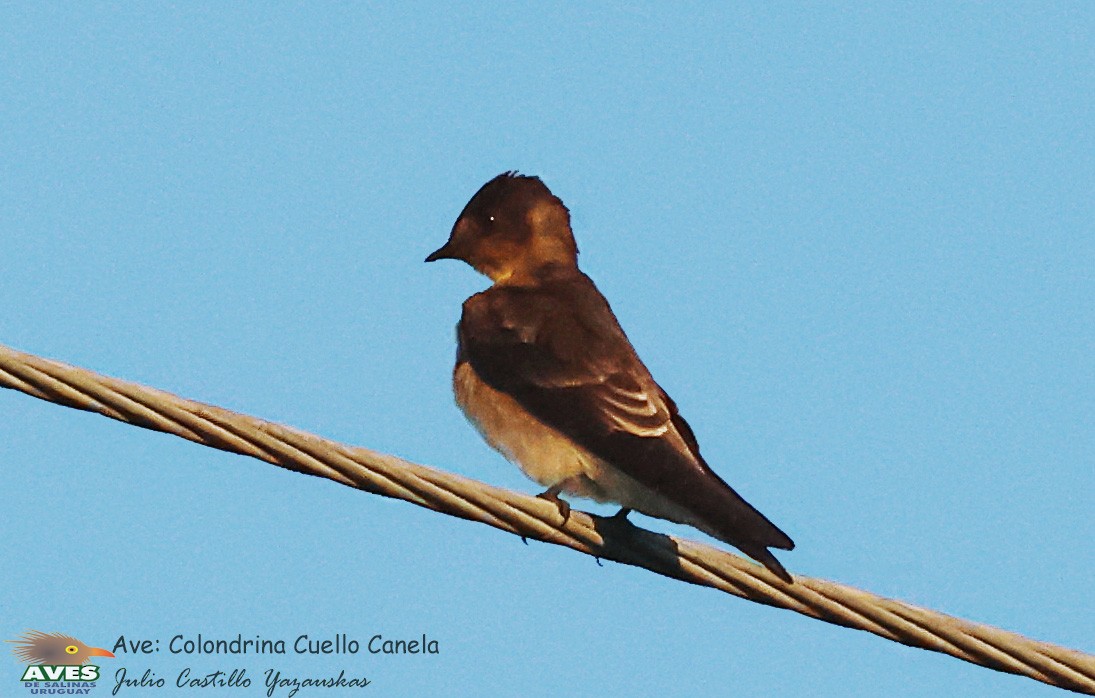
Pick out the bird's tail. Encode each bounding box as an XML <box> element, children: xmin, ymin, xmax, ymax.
<box><xmin>740</xmin><ymin>543</ymin><xmax>794</xmax><ymax>584</ymax></box>
<box><xmin>698</xmin><ymin>483</ymin><xmax>796</xmax><ymax>584</ymax></box>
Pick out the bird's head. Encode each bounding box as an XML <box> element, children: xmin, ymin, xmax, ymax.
<box><xmin>9</xmin><ymin>631</ymin><xmax>114</xmax><ymax>665</ymax></box>
<box><xmin>426</xmin><ymin>172</ymin><xmax>578</xmax><ymax>284</ymax></box>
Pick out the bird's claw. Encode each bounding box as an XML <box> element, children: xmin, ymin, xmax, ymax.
<box><xmin>536</xmin><ymin>487</ymin><xmax>571</xmax><ymax>524</ymax></box>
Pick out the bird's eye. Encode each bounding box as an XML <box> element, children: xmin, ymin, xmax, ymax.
<box><xmin>65</xmin><ymin>645</ymin><xmax>79</xmax><ymax>654</ymax></box>
<box><xmin>481</xmin><ymin>214</ymin><xmax>498</xmax><ymax>235</ymax></box>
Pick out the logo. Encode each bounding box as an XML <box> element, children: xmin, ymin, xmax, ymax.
<box><xmin>9</xmin><ymin>630</ymin><xmax>115</xmax><ymax>691</ymax></box>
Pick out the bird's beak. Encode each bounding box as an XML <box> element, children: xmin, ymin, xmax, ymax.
<box><xmin>87</xmin><ymin>647</ymin><xmax>115</xmax><ymax>658</ymax></box>
<box><xmin>425</xmin><ymin>240</ymin><xmax>457</xmax><ymax>263</ymax></box>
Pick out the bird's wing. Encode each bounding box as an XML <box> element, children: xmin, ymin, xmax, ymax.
<box><xmin>459</xmin><ymin>273</ymin><xmax>793</xmax><ymax>555</ymax></box>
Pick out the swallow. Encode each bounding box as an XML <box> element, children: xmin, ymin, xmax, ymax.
<box><xmin>426</xmin><ymin>172</ymin><xmax>795</xmax><ymax>582</ymax></box>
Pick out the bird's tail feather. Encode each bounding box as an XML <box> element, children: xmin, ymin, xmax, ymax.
<box><xmin>702</xmin><ymin>486</ymin><xmax>795</xmax><ymax>583</ymax></box>
<box><xmin>743</xmin><ymin>544</ymin><xmax>794</xmax><ymax>584</ymax></box>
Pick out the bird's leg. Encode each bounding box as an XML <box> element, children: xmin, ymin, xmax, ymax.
<box><xmin>606</xmin><ymin>507</ymin><xmax>638</xmax><ymax>535</ymax></box>
<box><xmin>536</xmin><ymin>481</ymin><xmax>573</xmax><ymax>524</ymax></box>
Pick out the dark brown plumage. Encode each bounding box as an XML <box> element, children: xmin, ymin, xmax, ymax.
<box><xmin>427</xmin><ymin>172</ymin><xmax>795</xmax><ymax>582</ymax></box>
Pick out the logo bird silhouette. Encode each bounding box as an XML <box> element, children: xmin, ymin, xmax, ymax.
<box><xmin>9</xmin><ymin>630</ymin><xmax>115</xmax><ymax>665</ymax></box>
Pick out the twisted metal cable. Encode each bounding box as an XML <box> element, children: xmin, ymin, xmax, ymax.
<box><xmin>1</xmin><ymin>343</ymin><xmax>1091</xmax><ymax>695</ymax></box>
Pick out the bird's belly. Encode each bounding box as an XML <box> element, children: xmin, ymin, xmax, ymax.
<box><xmin>454</xmin><ymin>361</ymin><xmax>602</xmax><ymax>496</ymax></box>
<box><xmin>452</xmin><ymin>361</ymin><xmax>703</xmax><ymax>529</ymax></box>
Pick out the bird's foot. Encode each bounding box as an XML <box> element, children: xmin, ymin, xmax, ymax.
<box><xmin>536</xmin><ymin>486</ymin><xmax>571</xmax><ymax>524</ymax></box>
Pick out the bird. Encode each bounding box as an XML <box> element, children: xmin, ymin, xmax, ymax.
<box><xmin>425</xmin><ymin>172</ymin><xmax>795</xmax><ymax>582</ymax></box>
<box><xmin>9</xmin><ymin>630</ymin><xmax>115</xmax><ymax>665</ymax></box>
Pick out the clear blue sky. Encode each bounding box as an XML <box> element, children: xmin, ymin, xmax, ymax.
<box><xmin>1</xmin><ymin>4</ymin><xmax>1091</xmax><ymax>697</ymax></box>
